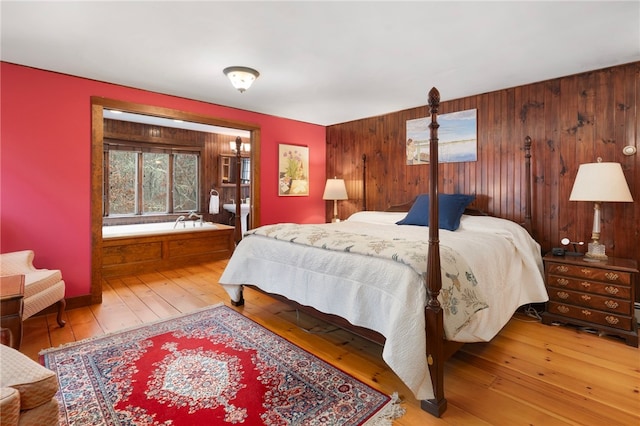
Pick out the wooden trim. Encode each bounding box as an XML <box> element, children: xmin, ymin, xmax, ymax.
<box><xmin>90</xmin><ymin>97</ymin><xmax>261</xmax><ymax>308</ymax></box>
<box><xmin>90</xmin><ymin>103</ymin><xmax>104</xmax><ymax>304</ymax></box>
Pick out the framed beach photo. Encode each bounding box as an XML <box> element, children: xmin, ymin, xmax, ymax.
<box><xmin>278</xmin><ymin>143</ymin><xmax>309</xmax><ymax>196</ymax></box>
<box><xmin>406</xmin><ymin>109</ymin><xmax>477</xmax><ymax>164</ymax></box>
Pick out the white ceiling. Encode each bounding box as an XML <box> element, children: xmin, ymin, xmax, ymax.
<box><xmin>2</xmin><ymin>1</ymin><xmax>639</xmax><ymax>126</ymax></box>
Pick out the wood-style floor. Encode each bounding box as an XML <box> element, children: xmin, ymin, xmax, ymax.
<box><xmin>22</xmin><ymin>260</ymin><xmax>639</xmax><ymax>425</ymax></box>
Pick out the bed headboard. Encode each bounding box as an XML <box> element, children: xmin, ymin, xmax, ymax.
<box><xmin>378</xmin><ymin>136</ymin><xmax>534</xmax><ymax>232</ymax></box>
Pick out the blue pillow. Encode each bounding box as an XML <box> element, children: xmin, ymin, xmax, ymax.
<box><xmin>396</xmin><ymin>193</ymin><xmax>475</xmax><ymax>231</ymax></box>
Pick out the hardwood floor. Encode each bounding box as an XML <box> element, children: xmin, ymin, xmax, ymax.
<box><xmin>22</xmin><ymin>260</ymin><xmax>639</xmax><ymax>425</ymax></box>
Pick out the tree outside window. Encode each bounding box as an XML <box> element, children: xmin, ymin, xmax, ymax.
<box><xmin>143</xmin><ymin>153</ymin><xmax>168</xmax><ymax>213</ymax></box>
<box><xmin>106</xmin><ymin>148</ymin><xmax>199</xmax><ymax>217</ymax></box>
<box><xmin>174</xmin><ymin>153</ymin><xmax>198</xmax><ymax>212</ymax></box>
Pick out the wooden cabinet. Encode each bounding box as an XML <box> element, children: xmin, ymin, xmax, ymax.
<box><xmin>219</xmin><ymin>155</ymin><xmax>250</xmax><ymax>186</ymax></box>
<box><xmin>542</xmin><ymin>253</ymin><xmax>638</xmax><ymax>346</ymax></box>
<box><xmin>102</xmin><ymin>225</ymin><xmax>235</xmax><ymax>277</ymax></box>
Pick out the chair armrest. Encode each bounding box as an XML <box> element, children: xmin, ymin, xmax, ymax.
<box><xmin>0</xmin><ymin>250</ymin><xmax>36</xmax><ymax>275</ymax></box>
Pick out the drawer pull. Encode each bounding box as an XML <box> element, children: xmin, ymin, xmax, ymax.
<box><xmin>580</xmin><ymin>295</ymin><xmax>592</xmax><ymax>302</ymax></box>
<box><xmin>580</xmin><ymin>282</ymin><xmax>591</xmax><ymax>289</ymax></box>
<box><xmin>581</xmin><ymin>309</ymin><xmax>592</xmax><ymax>316</ymax></box>
<box><xmin>557</xmin><ymin>305</ymin><xmax>570</xmax><ymax>313</ymax></box>
<box><xmin>604</xmin><ymin>272</ymin><xmax>619</xmax><ymax>281</ymax></box>
<box><xmin>605</xmin><ymin>316</ymin><xmax>619</xmax><ymax>325</ymax></box>
<box><xmin>604</xmin><ymin>300</ymin><xmax>619</xmax><ymax>309</ymax></box>
<box><xmin>604</xmin><ymin>286</ymin><xmax>619</xmax><ymax>295</ymax></box>
<box><xmin>556</xmin><ymin>266</ymin><xmax>569</xmax><ymax>273</ymax></box>
<box><xmin>556</xmin><ymin>278</ymin><xmax>569</xmax><ymax>286</ymax></box>
<box><xmin>557</xmin><ymin>291</ymin><xmax>569</xmax><ymax>299</ymax></box>
<box><xmin>580</xmin><ymin>268</ymin><xmax>592</xmax><ymax>276</ymax></box>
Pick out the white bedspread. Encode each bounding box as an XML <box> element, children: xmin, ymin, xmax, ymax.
<box><xmin>218</xmin><ymin>212</ymin><xmax>548</xmax><ymax>400</ymax></box>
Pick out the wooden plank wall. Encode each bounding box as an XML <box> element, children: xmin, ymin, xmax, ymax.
<box><xmin>326</xmin><ymin>62</ymin><xmax>639</xmax><ymax>273</ymax></box>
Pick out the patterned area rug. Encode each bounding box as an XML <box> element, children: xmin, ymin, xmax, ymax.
<box><xmin>41</xmin><ymin>304</ymin><xmax>404</xmax><ymax>425</ymax></box>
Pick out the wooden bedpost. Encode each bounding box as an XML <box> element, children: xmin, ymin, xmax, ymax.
<box><xmin>523</xmin><ymin>136</ymin><xmax>533</xmax><ymax>235</ymax></box>
<box><xmin>362</xmin><ymin>154</ymin><xmax>367</xmax><ymax>211</ymax></box>
<box><xmin>421</xmin><ymin>87</ymin><xmax>447</xmax><ymax>417</ymax></box>
<box><xmin>234</xmin><ymin>136</ymin><xmax>243</xmax><ymax>245</ymax></box>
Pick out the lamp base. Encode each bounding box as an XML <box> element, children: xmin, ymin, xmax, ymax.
<box><xmin>331</xmin><ymin>217</ymin><xmax>341</xmax><ymax>223</ymax></box>
<box><xmin>585</xmin><ymin>242</ymin><xmax>607</xmax><ymax>262</ymax></box>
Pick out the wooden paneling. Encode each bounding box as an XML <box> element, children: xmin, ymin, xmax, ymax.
<box><xmin>327</xmin><ymin>62</ymin><xmax>640</xmax><ymax>288</ymax></box>
<box><xmin>102</xmin><ymin>226</ymin><xmax>234</xmax><ymax>277</ymax></box>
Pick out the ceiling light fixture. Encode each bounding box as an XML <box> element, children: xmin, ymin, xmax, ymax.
<box><xmin>223</xmin><ymin>66</ymin><xmax>259</xmax><ymax>93</ymax></box>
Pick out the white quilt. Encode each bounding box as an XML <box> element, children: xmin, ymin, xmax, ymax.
<box><xmin>218</xmin><ymin>212</ymin><xmax>548</xmax><ymax>400</ymax></box>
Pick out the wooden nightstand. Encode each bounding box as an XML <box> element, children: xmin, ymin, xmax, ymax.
<box><xmin>0</xmin><ymin>274</ymin><xmax>25</xmax><ymax>349</ymax></box>
<box><xmin>542</xmin><ymin>253</ymin><xmax>638</xmax><ymax>347</ymax></box>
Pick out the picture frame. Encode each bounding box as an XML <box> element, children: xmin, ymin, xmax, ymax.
<box><xmin>278</xmin><ymin>143</ymin><xmax>309</xmax><ymax>196</ymax></box>
<box><xmin>406</xmin><ymin>108</ymin><xmax>477</xmax><ymax>164</ymax></box>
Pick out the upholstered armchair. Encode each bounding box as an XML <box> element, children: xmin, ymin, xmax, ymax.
<box><xmin>0</xmin><ymin>344</ymin><xmax>60</xmax><ymax>426</ymax></box>
<box><xmin>0</xmin><ymin>251</ymin><xmax>66</xmax><ymax>349</ymax></box>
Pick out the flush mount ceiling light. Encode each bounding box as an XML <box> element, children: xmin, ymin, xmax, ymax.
<box><xmin>223</xmin><ymin>66</ymin><xmax>259</xmax><ymax>93</ymax></box>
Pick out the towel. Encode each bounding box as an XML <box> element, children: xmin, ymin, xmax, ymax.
<box><xmin>209</xmin><ymin>194</ymin><xmax>220</xmax><ymax>214</ymax></box>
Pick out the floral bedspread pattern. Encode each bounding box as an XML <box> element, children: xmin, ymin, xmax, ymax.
<box><xmin>247</xmin><ymin>223</ymin><xmax>488</xmax><ymax>335</ymax></box>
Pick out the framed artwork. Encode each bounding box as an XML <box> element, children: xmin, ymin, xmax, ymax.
<box><xmin>278</xmin><ymin>143</ymin><xmax>309</xmax><ymax>196</ymax></box>
<box><xmin>406</xmin><ymin>108</ymin><xmax>477</xmax><ymax>164</ymax></box>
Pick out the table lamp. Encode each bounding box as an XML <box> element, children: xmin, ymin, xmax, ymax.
<box><xmin>322</xmin><ymin>178</ymin><xmax>348</xmax><ymax>222</ymax></box>
<box><xmin>569</xmin><ymin>159</ymin><xmax>633</xmax><ymax>261</ymax></box>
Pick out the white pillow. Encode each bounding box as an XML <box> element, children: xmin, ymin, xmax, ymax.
<box><xmin>345</xmin><ymin>211</ymin><xmax>407</xmax><ymax>225</ymax></box>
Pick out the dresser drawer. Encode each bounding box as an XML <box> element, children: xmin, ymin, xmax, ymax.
<box><xmin>547</xmin><ymin>288</ymin><xmax>630</xmax><ymax>314</ymax></box>
<box><xmin>546</xmin><ymin>263</ymin><xmax>631</xmax><ymax>285</ymax></box>
<box><xmin>546</xmin><ymin>274</ymin><xmax>631</xmax><ymax>299</ymax></box>
<box><xmin>547</xmin><ymin>302</ymin><xmax>632</xmax><ymax>330</ymax></box>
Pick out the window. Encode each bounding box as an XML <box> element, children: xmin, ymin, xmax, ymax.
<box><xmin>142</xmin><ymin>152</ymin><xmax>168</xmax><ymax>213</ymax></box>
<box><xmin>173</xmin><ymin>153</ymin><xmax>198</xmax><ymax>212</ymax></box>
<box><xmin>105</xmin><ymin>147</ymin><xmax>199</xmax><ymax>217</ymax></box>
<box><xmin>108</xmin><ymin>150</ymin><xmax>137</xmax><ymax>215</ymax></box>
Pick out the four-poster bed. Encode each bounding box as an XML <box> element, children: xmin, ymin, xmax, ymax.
<box><xmin>219</xmin><ymin>88</ymin><xmax>548</xmax><ymax>417</ymax></box>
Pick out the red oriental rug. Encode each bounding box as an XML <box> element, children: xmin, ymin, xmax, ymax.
<box><xmin>40</xmin><ymin>304</ymin><xmax>404</xmax><ymax>425</ymax></box>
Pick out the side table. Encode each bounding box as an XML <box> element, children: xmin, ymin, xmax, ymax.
<box><xmin>0</xmin><ymin>274</ymin><xmax>25</xmax><ymax>349</ymax></box>
<box><xmin>542</xmin><ymin>253</ymin><xmax>638</xmax><ymax>347</ymax></box>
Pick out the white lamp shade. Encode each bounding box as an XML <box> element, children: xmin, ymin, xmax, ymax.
<box><xmin>322</xmin><ymin>179</ymin><xmax>348</xmax><ymax>200</ymax></box>
<box><xmin>229</xmin><ymin>141</ymin><xmax>250</xmax><ymax>152</ymax></box>
<box><xmin>569</xmin><ymin>162</ymin><xmax>633</xmax><ymax>202</ymax></box>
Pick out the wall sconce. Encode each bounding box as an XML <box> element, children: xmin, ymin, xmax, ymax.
<box><xmin>223</xmin><ymin>66</ymin><xmax>259</xmax><ymax>93</ymax></box>
<box><xmin>229</xmin><ymin>141</ymin><xmax>250</xmax><ymax>152</ymax></box>
<box><xmin>569</xmin><ymin>158</ymin><xmax>633</xmax><ymax>261</ymax></box>
<box><xmin>322</xmin><ymin>178</ymin><xmax>348</xmax><ymax>222</ymax></box>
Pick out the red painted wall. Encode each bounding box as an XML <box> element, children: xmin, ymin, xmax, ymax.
<box><xmin>0</xmin><ymin>62</ymin><xmax>326</xmax><ymax>298</ymax></box>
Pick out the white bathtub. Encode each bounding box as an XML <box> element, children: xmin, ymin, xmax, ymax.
<box><xmin>102</xmin><ymin>221</ymin><xmax>221</xmax><ymax>239</ymax></box>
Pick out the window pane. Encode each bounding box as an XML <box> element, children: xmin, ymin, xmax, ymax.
<box><xmin>241</xmin><ymin>158</ymin><xmax>250</xmax><ymax>183</ymax></box>
<box><xmin>173</xmin><ymin>153</ymin><xmax>198</xmax><ymax>212</ymax></box>
<box><xmin>108</xmin><ymin>151</ymin><xmax>137</xmax><ymax>215</ymax></box>
<box><xmin>142</xmin><ymin>153</ymin><xmax>168</xmax><ymax>213</ymax></box>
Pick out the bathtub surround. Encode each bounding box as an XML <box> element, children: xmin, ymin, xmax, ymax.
<box><xmin>102</xmin><ymin>222</ymin><xmax>234</xmax><ymax>277</ymax></box>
